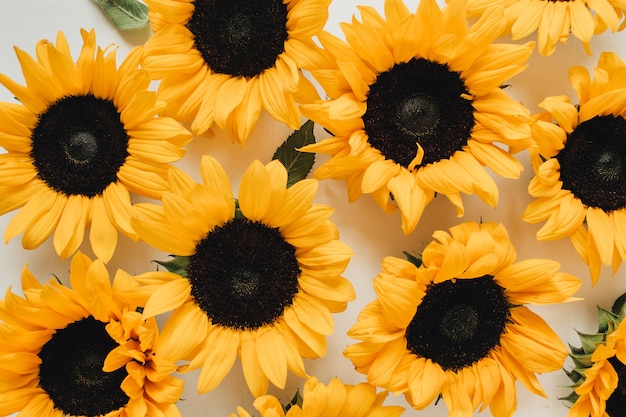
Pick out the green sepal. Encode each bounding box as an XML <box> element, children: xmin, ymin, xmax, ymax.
<box><xmin>612</xmin><ymin>291</ymin><xmax>626</xmax><ymax>320</ymax></box>
<box><xmin>403</xmin><ymin>251</ymin><xmax>422</xmax><ymax>267</ymax></box>
<box><xmin>598</xmin><ymin>306</ymin><xmax>621</xmax><ymax>334</ymax></box>
<box><xmin>568</xmin><ymin>342</ymin><xmax>585</xmax><ymax>356</ymax></box>
<box><xmin>234</xmin><ymin>199</ymin><xmax>246</xmax><ymax>220</ymax></box>
<box><xmin>95</xmin><ymin>0</ymin><xmax>149</xmax><ymax>31</ymax></box>
<box><xmin>558</xmin><ymin>390</ymin><xmax>580</xmax><ymax>405</ymax></box>
<box><xmin>154</xmin><ymin>255</ymin><xmax>190</xmax><ymax>277</ymax></box>
<box><xmin>564</xmin><ymin>367</ymin><xmax>585</xmax><ymax>385</ymax></box>
<box><xmin>575</xmin><ymin>329</ymin><xmax>606</xmax><ymax>355</ymax></box>
<box><xmin>272</xmin><ymin>120</ymin><xmax>316</xmax><ymax>188</ymax></box>
<box><xmin>569</xmin><ymin>351</ymin><xmax>594</xmax><ymax>369</ymax></box>
<box><xmin>284</xmin><ymin>388</ymin><xmax>303</xmax><ymax>412</ymax></box>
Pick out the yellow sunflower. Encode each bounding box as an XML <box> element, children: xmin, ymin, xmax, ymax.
<box><xmin>563</xmin><ymin>294</ymin><xmax>626</xmax><ymax>416</ymax></box>
<box><xmin>300</xmin><ymin>0</ymin><xmax>534</xmax><ymax>235</ymax></box>
<box><xmin>0</xmin><ymin>251</ymin><xmax>185</xmax><ymax>417</ymax></box>
<box><xmin>230</xmin><ymin>376</ymin><xmax>405</xmax><ymax>417</ymax></box>
<box><xmin>465</xmin><ymin>0</ymin><xmax>626</xmax><ymax>56</ymax></box>
<box><xmin>0</xmin><ymin>29</ymin><xmax>192</xmax><ymax>263</ymax></box>
<box><xmin>130</xmin><ymin>155</ymin><xmax>355</xmax><ymax>397</ymax></box>
<box><xmin>343</xmin><ymin>221</ymin><xmax>581</xmax><ymax>417</ymax></box>
<box><xmin>523</xmin><ymin>52</ymin><xmax>626</xmax><ymax>284</ymax></box>
<box><xmin>140</xmin><ymin>0</ymin><xmax>329</xmax><ymax>144</ymax></box>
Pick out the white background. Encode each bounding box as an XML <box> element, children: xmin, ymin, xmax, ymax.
<box><xmin>1</xmin><ymin>1</ymin><xmax>626</xmax><ymax>416</ymax></box>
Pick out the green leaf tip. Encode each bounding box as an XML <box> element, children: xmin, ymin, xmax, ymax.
<box><xmin>403</xmin><ymin>251</ymin><xmax>423</xmax><ymax>267</ymax></box>
<box><xmin>154</xmin><ymin>255</ymin><xmax>190</xmax><ymax>277</ymax></box>
<box><xmin>272</xmin><ymin>119</ymin><xmax>316</xmax><ymax>188</ymax></box>
<box><xmin>96</xmin><ymin>0</ymin><xmax>149</xmax><ymax>31</ymax></box>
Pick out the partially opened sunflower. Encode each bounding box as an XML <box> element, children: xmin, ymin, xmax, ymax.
<box><xmin>130</xmin><ymin>155</ymin><xmax>355</xmax><ymax>397</ymax></box>
<box><xmin>0</xmin><ymin>29</ymin><xmax>192</xmax><ymax>263</ymax></box>
<box><xmin>344</xmin><ymin>221</ymin><xmax>581</xmax><ymax>417</ymax></box>
<box><xmin>300</xmin><ymin>0</ymin><xmax>534</xmax><ymax>235</ymax></box>
<box><xmin>523</xmin><ymin>51</ymin><xmax>626</xmax><ymax>284</ymax></box>
<box><xmin>465</xmin><ymin>0</ymin><xmax>626</xmax><ymax>56</ymax></box>
<box><xmin>563</xmin><ymin>293</ymin><xmax>626</xmax><ymax>416</ymax></box>
<box><xmin>0</xmin><ymin>252</ymin><xmax>185</xmax><ymax>417</ymax></box>
<box><xmin>141</xmin><ymin>0</ymin><xmax>329</xmax><ymax>144</ymax></box>
<box><xmin>230</xmin><ymin>376</ymin><xmax>405</xmax><ymax>417</ymax></box>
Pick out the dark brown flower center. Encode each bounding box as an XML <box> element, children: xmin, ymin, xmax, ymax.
<box><xmin>405</xmin><ymin>276</ymin><xmax>510</xmax><ymax>371</ymax></box>
<box><xmin>187</xmin><ymin>217</ymin><xmax>301</xmax><ymax>330</ymax></box>
<box><xmin>363</xmin><ymin>57</ymin><xmax>475</xmax><ymax>169</ymax></box>
<box><xmin>187</xmin><ymin>0</ymin><xmax>289</xmax><ymax>78</ymax></box>
<box><xmin>31</xmin><ymin>94</ymin><xmax>129</xmax><ymax>197</ymax></box>
<box><xmin>607</xmin><ymin>357</ymin><xmax>626</xmax><ymax>417</ymax></box>
<box><xmin>557</xmin><ymin>115</ymin><xmax>626</xmax><ymax>212</ymax></box>
<box><xmin>38</xmin><ymin>316</ymin><xmax>129</xmax><ymax>416</ymax></box>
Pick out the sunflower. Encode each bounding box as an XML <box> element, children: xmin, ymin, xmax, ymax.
<box><xmin>299</xmin><ymin>0</ymin><xmax>534</xmax><ymax>235</ymax></box>
<box><xmin>563</xmin><ymin>293</ymin><xmax>626</xmax><ymax>416</ymax></box>
<box><xmin>130</xmin><ymin>155</ymin><xmax>355</xmax><ymax>397</ymax></box>
<box><xmin>0</xmin><ymin>29</ymin><xmax>192</xmax><ymax>263</ymax></box>
<box><xmin>0</xmin><ymin>251</ymin><xmax>185</xmax><ymax>417</ymax></box>
<box><xmin>465</xmin><ymin>0</ymin><xmax>626</xmax><ymax>56</ymax></box>
<box><xmin>522</xmin><ymin>52</ymin><xmax>626</xmax><ymax>284</ymax></box>
<box><xmin>343</xmin><ymin>221</ymin><xmax>581</xmax><ymax>417</ymax></box>
<box><xmin>230</xmin><ymin>376</ymin><xmax>405</xmax><ymax>417</ymax></box>
<box><xmin>140</xmin><ymin>0</ymin><xmax>329</xmax><ymax>144</ymax></box>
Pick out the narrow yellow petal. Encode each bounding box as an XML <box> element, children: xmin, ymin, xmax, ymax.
<box><xmin>197</xmin><ymin>326</ymin><xmax>239</xmax><ymax>393</ymax></box>
<box><xmin>256</xmin><ymin>328</ymin><xmax>288</xmax><ymax>389</ymax></box>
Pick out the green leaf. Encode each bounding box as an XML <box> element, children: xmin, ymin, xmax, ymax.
<box><xmin>569</xmin><ymin>352</ymin><xmax>593</xmax><ymax>369</ymax></box>
<box><xmin>403</xmin><ymin>251</ymin><xmax>422</xmax><ymax>267</ymax></box>
<box><xmin>283</xmin><ymin>388</ymin><xmax>303</xmax><ymax>412</ymax></box>
<box><xmin>612</xmin><ymin>291</ymin><xmax>626</xmax><ymax>319</ymax></box>
<box><xmin>597</xmin><ymin>306</ymin><xmax>620</xmax><ymax>334</ymax></box>
<box><xmin>95</xmin><ymin>0</ymin><xmax>149</xmax><ymax>31</ymax></box>
<box><xmin>154</xmin><ymin>255</ymin><xmax>190</xmax><ymax>277</ymax></box>
<box><xmin>575</xmin><ymin>329</ymin><xmax>606</xmax><ymax>355</ymax></box>
<box><xmin>558</xmin><ymin>390</ymin><xmax>580</xmax><ymax>405</ymax></box>
<box><xmin>272</xmin><ymin>120</ymin><xmax>316</xmax><ymax>188</ymax></box>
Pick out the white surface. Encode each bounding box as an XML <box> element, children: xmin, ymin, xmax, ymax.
<box><xmin>0</xmin><ymin>1</ymin><xmax>626</xmax><ymax>416</ymax></box>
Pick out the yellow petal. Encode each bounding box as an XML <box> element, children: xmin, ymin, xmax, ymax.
<box><xmin>142</xmin><ymin>278</ymin><xmax>191</xmax><ymax>318</ymax></box>
<box><xmin>255</xmin><ymin>328</ymin><xmax>288</xmax><ymax>389</ymax></box>
<box><xmin>240</xmin><ymin>332</ymin><xmax>270</xmax><ymax>397</ymax></box>
<box><xmin>197</xmin><ymin>326</ymin><xmax>239</xmax><ymax>393</ymax></box>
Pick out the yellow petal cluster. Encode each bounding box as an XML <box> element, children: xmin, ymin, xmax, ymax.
<box><xmin>141</xmin><ymin>0</ymin><xmax>330</xmax><ymax>144</ymax></box>
<box><xmin>524</xmin><ymin>52</ymin><xmax>626</xmax><ymax>283</ymax></box>
<box><xmin>0</xmin><ymin>29</ymin><xmax>192</xmax><ymax>263</ymax></box>
<box><xmin>301</xmin><ymin>0</ymin><xmax>534</xmax><ymax>235</ymax></box>
<box><xmin>230</xmin><ymin>376</ymin><xmax>405</xmax><ymax>417</ymax></box>
<box><xmin>131</xmin><ymin>155</ymin><xmax>355</xmax><ymax>397</ymax></box>
<box><xmin>0</xmin><ymin>251</ymin><xmax>185</xmax><ymax>417</ymax></box>
<box><xmin>465</xmin><ymin>0</ymin><xmax>626</xmax><ymax>55</ymax></box>
<box><xmin>344</xmin><ymin>221</ymin><xmax>581</xmax><ymax>417</ymax></box>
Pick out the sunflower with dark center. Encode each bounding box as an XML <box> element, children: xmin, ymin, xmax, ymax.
<box><xmin>523</xmin><ymin>52</ymin><xmax>626</xmax><ymax>284</ymax></box>
<box><xmin>465</xmin><ymin>0</ymin><xmax>626</xmax><ymax>56</ymax></box>
<box><xmin>131</xmin><ymin>155</ymin><xmax>355</xmax><ymax>397</ymax></box>
<box><xmin>0</xmin><ymin>252</ymin><xmax>186</xmax><ymax>417</ymax></box>
<box><xmin>344</xmin><ymin>221</ymin><xmax>581</xmax><ymax>417</ymax></box>
<box><xmin>141</xmin><ymin>0</ymin><xmax>330</xmax><ymax>144</ymax></box>
<box><xmin>230</xmin><ymin>376</ymin><xmax>405</xmax><ymax>417</ymax></box>
<box><xmin>564</xmin><ymin>294</ymin><xmax>626</xmax><ymax>417</ymax></box>
<box><xmin>0</xmin><ymin>29</ymin><xmax>192</xmax><ymax>263</ymax></box>
<box><xmin>300</xmin><ymin>0</ymin><xmax>534</xmax><ymax>235</ymax></box>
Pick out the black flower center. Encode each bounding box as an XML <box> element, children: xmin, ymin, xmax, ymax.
<box><xmin>405</xmin><ymin>276</ymin><xmax>510</xmax><ymax>371</ymax></box>
<box><xmin>38</xmin><ymin>316</ymin><xmax>129</xmax><ymax>417</ymax></box>
<box><xmin>187</xmin><ymin>217</ymin><xmax>301</xmax><ymax>330</ymax></box>
<box><xmin>363</xmin><ymin>58</ymin><xmax>475</xmax><ymax>169</ymax></box>
<box><xmin>31</xmin><ymin>94</ymin><xmax>129</xmax><ymax>198</ymax></box>
<box><xmin>557</xmin><ymin>115</ymin><xmax>626</xmax><ymax>212</ymax></box>
<box><xmin>187</xmin><ymin>0</ymin><xmax>289</xmax><ymax>78</ymax></box>
<box><xmin>606</xmin><ymin>357</ymin><xmax>626</xmax><ymax>417</ymax></box>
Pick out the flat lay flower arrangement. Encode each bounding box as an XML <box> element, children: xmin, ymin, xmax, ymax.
<box><xmin>3</xmin><ymin>1</ymin><xmax>626</xmax><ymax>417</ymax></box>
